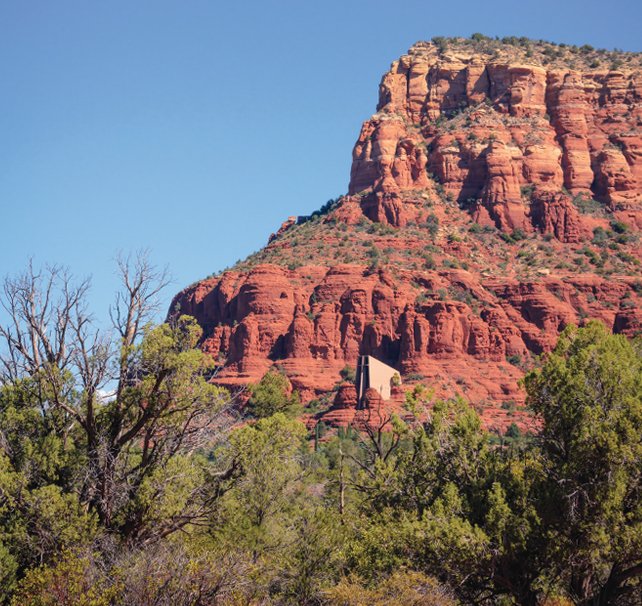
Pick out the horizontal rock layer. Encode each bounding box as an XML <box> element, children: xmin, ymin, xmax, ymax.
<box><xmin>171</xmin><ymin>264</ymin><xmax>642</xmax><ymax>409</ymax></box>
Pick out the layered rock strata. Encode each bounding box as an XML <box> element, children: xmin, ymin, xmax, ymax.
<box><xmin>349</xmin><ymin>43</ymin><xmax>642</xmax><ymax>237</ymax></box>
<box><xmin>172</xmin><ymin>264</ymin><xmax>642</xmax><ymax>409</ymax></box>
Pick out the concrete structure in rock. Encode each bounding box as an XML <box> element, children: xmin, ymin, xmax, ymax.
<box><xmin>355</xmin><ymin>355</ymin><xmax>399</xmax><ymax>409</ymax></box>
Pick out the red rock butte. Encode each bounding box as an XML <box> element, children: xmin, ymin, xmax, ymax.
<box><xmin>171</xmin><ymin>37</ymin><xmax>642</xmax><ymax>434</ymax></box>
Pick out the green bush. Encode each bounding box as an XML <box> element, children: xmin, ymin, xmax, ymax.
<box><xmin>573</xmin><ymin>193</ymin><xmax>604</xmax><ymax>214</ymax></box>
<box><xmin>340</xmin><ymin>365</ymin><xmax>356</xmax><ymax>383</ymax></box>
<box><xmin>407</xmin><ymin>373</ymin><xmax>425</xmax><ymax>381</ymax></box>
<box><xmin>592</xmin><ymin>226</ymin><xmax>608</xmax><ymax>245</ymax></box>
<box><xmin>247</xmin><ymin>369</ymin><xmax>301</xmax><ymax>419</ymax></box>
<box><xmin>432</xmin><ymin>36</ymin><xmax>448</xmax><ymax>53</ymax></box>
<box><xmin>617</xmin><ymin>251</ymin><xmax>640</xmax><ymax>265</ymax></box>
<box><xmin>506</xmin><ymin>354</ymin><xmax>522</xmax><ymax>367</ymax></box>
<box><xmin>505</xmin><ymin>421</ymin><xmax>523</xmax><ymax>439</ymax></box>
<box><xmin>520</xmin><ymin>185</ymin><xmax>533</xmax><ymax>200</ymax></box>
<box><xmin>501</xmin><ymin>399</ymin><xmax>517</xmax><ymax>410</ymax></box>
<box><xmin>611</xmin><ymin>221</ymin><xmax>629</xmax><ymax>234</ymax></box>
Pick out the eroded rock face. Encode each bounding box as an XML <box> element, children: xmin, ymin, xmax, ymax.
<box><xmin>171</xmin><ymin>264</ymin><xmax>642</xmax><ymax>409</ymax></box>
<box><xmin>350</xmin><ymin>46</ymin><xmax>642</xmax><ymax>238</ymax></box>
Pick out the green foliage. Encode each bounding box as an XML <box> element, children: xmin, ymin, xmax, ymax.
<box><xmin>592</xmin><ymin>226</ymin><xmax>608</xmax><ymax>245</ymax></box>
<box><xmin>11</xmin><ymin>543</ymin><xmax>256</xmax><ymax>606</ymax></box>
<box><xmin>471</xmin><ymin>32</ymin><xmax>489</xmax><ymax>42</ymax></box>
<box><xmin>297</xmin><ymin>198</ymin><xmax>340</xmax><ymax>225</ymax></box>
<box><xmin>340</xmin><ymin>365</ymin><xmax>356</xmax><ymax>383</ymax></box>
<box><xmin>505</xmin><ymin>421</ymin><xmax>522</xmax><ymax>439</ymax></box>
<box><xmin>275</xmin><ymin>508</ymin><xmax>344</xmax><ymax>605</ymax></box>
<box><xmin>0</xmin><ymin>315</ymin><xmax>233</xmax><ymax>592</ymax></box>
<box><xmin>431</xmin><ymin>36</ymin><xmax>448</xmax><ymax>53</ymax></box>
<box><xmin>523</xmin><ymin>321</ymin><xmax>642</xmax><ymax>604</ymax></box>
<box><xmin>246</xmin><ymin>369</ymin><xmax>301</xmax><ymax>419</ymax></box>
<box><xmin>611</xmin><ymin>220</ymin><xmax>629</xmax><ymax>234</ymax></box>
<box><xmin>424</xmin><ymin>254</ymin><xmax>437</xmax><ymax>270</ymax></box>
<box><xmin>346</xmin><ymin>391</ymin><xmax>542</xmax><ymax>604</ymax></box>
<box><xmin>572</xmin><ymin>192</ymin><xmax>605</xmax><ymax>214</ymax></box>
<box><xmin>214</xmin><ymin>414</ymin><xmax>308</xmax><ymax>560</ymax></box>
<box><xmin>618</xmin><ymin>250</ymin><xmax>640</xmax><ymax>265</ymax></box>
<box><xmin>407</xmin><ymin>373</ymin><xmax>425</xmax><ymax>381</ymax></box>
<box><xmin>0</xmin><ymin>378</ymin><xmax>94</xmax><ymax>596</ymax></box>
<box><xmin>420</xmin><ymin>213</ymin><xmax>440</xmax><ymax>237</ymax></box>
<box><xmin>325</xmin><ymin>570</ymin><xmax>455</xmax><ymax>605</ymax></box>
<box><xmin>506</xmin><ymin>354</ymin><xmax>522</xmax><ymax>367</ymax></box>
<box><xmin>520</xmin><ymin>185</ymin><xmax>533</xmax><ymax>200</ymax></box>
<box><xmin>10</xmin><ymin>551</ymin><xmax>120</xmax><ymax>606</ymax></box>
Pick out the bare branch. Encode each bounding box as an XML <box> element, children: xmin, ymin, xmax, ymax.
<box><xmin>0</xmin><ymin>260</ymin><xmax>92</xmax><ymax>381</ymax></box>
<box><xmin>109</xmin><ymin>249</ymin><xmax>173</xmax><ymax>350</ymax></box>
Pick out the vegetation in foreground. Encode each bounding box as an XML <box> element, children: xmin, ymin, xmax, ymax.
<box><xmin>1</xmin><ymin>257</ymin><xmax>642</xmax><ymax>605</ymax></box>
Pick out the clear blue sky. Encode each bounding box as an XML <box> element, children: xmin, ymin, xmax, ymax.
<box><xmin>1</xmin><ymin>0</ymin><xmax>640</xmax><ymax>327</ymax></box>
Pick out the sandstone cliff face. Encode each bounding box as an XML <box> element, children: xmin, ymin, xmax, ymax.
<box><xmin>349</xmin><ymin>43</ymin><xmax>642</xmax><ymax>240</ymax></box>
<box><xmin>172</xmin><ymin>263</ymin><xmax>642</xmax><ymax>415</ymax></box>
<box><xmin>172</xmin><ymin>39</ymin><xmax>642</xmax><ymax>435</ymax></box>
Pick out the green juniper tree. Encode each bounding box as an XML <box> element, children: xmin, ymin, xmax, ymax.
<box><xmin>246</xmin><ymin>368</ymin><xmax>301</xmax><ymax>419</ymax></box>
<box><xmin>523</xmin><ymin>321</ymin><xmax>642</xmax><ymax>606</ymax></box>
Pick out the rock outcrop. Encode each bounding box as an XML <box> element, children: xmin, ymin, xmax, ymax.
<box><xmin>173</xmin><ymin>263</ymin><xmax>642</xmax><ymax>415</ymax></box>
<box><xmin>349</xmin><ymin>41</ymin><xmax>642</xmax><ymax>239</ymax></box>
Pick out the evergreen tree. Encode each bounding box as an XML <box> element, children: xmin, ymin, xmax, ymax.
<box><xmin>246</xmin><ymin>369</ymin><xmax>301</xmax><ymax>419</ymax></box>
<box><xmin>524</xmin><ymin>321</ymin><xmax>642</xmax><ymax>605</ymax></box>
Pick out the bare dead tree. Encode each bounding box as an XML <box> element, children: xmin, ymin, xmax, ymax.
<box><xmin>0</xmin><ymin>259</ymin><xmax>92</xmax><ymax>381</ymax></box>
<box><xmin>109</xmin><ymin>249</ymin><xmax>172</xmax><ymax>400</ymax></box>
<box><xmin>357</xmin><ymin>404</ymin><xmax>403</xmax><ymax>465</ymax></box>
<box><xmin>111</xmin><ymin>250</ymin><xmax>171</xmax><ymax>335</ymax></box>
<box><xmin>341</xmin><ymin>404</ymin><xmax>403</xmax><ymax>485</ymax></box>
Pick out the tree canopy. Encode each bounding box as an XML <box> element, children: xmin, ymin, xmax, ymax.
<box><xmin>246</xmin><ymin>368</ymin><xmax>301</xmax><ymax>419</ymax></box>
<box><xmin>0</xmin><ymin>255</ymin><xmax>236</xmax><ymax>596</ymax></box>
